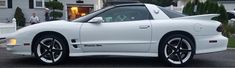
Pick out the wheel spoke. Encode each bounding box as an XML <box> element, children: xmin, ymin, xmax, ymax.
<box><xmin>39</xmin><ymin>51</ymin><xmax>49</xmax><ymax>58</ymax></box>
<box><xmin>176</xmin><ymin>53</ymin><xmax>183</xmax><ymax>64</ymax></box>
<box><xmin>177</xmin><ymin>38</ymin><xmax>183</xmax><ymax>49</ymax></box>
<box><xmin>49</xmin><ymin>52</ymin><xmax>55</xmax><ymax>63</ymax></box>
<box><xmin>39</xmin><ymin>42</ymin><xmax>49</xmax><ymax>49</ymax></box>
<box><xmin>167</xmin><ymin>43</ymin><xmax>176</xmax><ymax>50</ymax></box>
<box><xmin>50</xmin><ymin>38</ymin><xmax>55</xmax><ymax>49</ymax></box>
<box><xmin>166</xmin><ymin>52</ymin><xmax>175</xmax><ymax>59</ymax></box>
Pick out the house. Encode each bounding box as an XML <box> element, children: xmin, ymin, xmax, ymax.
<box><xmin>0</xmin><ymin>0</ymin><xmax>104</xmax><ymax>23</ymax></box>
<box><xmin>217</xmin><ymin>0</ymin><xmax>235</xmax><ymax>11</ymax></box>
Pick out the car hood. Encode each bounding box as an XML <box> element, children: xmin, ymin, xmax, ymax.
<box><xmin>7</xmin><ymin>20</ymin><xmax>83</xmax><ymax>38</ymax></box>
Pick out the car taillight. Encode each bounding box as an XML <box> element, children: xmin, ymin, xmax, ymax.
<box><xmin>216</xmin><ymin>25</ymin><xmax>223</xmax><ymax>32</ymax></box>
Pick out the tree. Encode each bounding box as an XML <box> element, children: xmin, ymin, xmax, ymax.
<box><xmin>45</xmin><ymin>0</ymin><xmax>64</xmax><ymax>20</ymax></box>
<box><xmin>217</xmin><ymin>5</ymin><xmax>229</xmax><ymax>25</ymax></box>
<box><xmin>182</xmin><ymin>0</ymin><xmax>234</xmax><ymax>37</ymax></box>
<box><xmin>139</xmin><ymin>0</ymin><xmax>174</xmax><ymax>7</ymax></box>
<box><xmin>183</xmin><ymin>2</ymin><xmax>193</xmax><ymax>15</ymax></box>
<box><xmin>14</xmin><ymin>7</ymin><xmax>26</xmax><ymax>27</ymax></box>
<box><xmin>196</xmin><ymin>2</ymin><xmax>204</xmax><ymax>14</ymax></box>
<box><xmin>207</xmin><ymin>1</ymin><xmax>219</xmax><ymax>14</ymax></box>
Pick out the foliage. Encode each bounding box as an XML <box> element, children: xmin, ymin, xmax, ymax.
<box><xmin>217</xmin><ymin>5</ymin><xmax>229</xmax><ymax>25</ymax></box>
<box><xmin>45</xmin><ymin>0</ymin><xmax>63</xmax><ymax>10</ymax></box>
<box><xmin>49</xmin><ymin>11</ymin><xmax>63</xmax><ymax>19</ymax></box>
<box><xmin>14</xmin><ymin>7</ymin><xmax>26</xmax><ymax>27</ymax></box>
<box><xmin>183</xmin><ymin>0</ymin><xmax>233</xmax><ymax>37</ymax></box>
<box><xmin>230</xmin><ymin>24</ymin><xmax>235</xmax><ymax>34</ymax></box>
<box><xmin>227</xmin><ymin>24</ymin><xmax>235</xmax><ymax>35</ymax></box>
<box><xmin>183</xmin><ymin>0</ymin><xmax>219</xmax><ymax>15</ymax></box>
<box><xmin>228</xmin><ymin>37</ymin><xmax>235</xmax><ymax>48</ymax></box>
<box><xmin>0</xmin><ymin>40</ymin><xmax>4</xmax><ymax>44</ymax></box>
<box><xmin>139</xmin><ymin>0</ymin><xmax>174</xmax><ymax>7</ymax></box>
<box><xmin>45</xmin><ymin>0</ymin><xmax>64</xmax><ymax>20</ymax></box>
<box><xmin>183</xmin><ymin>2</ymin><xmax>193</xmax><ymax>15</ymax></box>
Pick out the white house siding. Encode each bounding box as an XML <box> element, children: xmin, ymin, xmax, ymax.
<box><xmin>0</xmin><ymin>0</ymin><xmax>45</xmax><ymax>23</ymax></box>
<box><xmin>220</xmin><ymin>2</ymin><xmax>235</xmax><ymax>11</ymax></box>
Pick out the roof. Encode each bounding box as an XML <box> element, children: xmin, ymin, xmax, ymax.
<box><xmin>113</xmin><ymin>3</ymin><xmax>145</xmax><ymax>7</ymax></box>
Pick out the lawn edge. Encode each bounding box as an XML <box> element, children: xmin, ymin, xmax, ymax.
<box><xmin>228</xmin><ymin>48</ymin><xmax>235</xmax><ymax>49</ymax></box>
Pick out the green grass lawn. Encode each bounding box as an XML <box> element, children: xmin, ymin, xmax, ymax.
<box><xmin>0</xmin><ymin>40</ymin><xmax>4</xmax><ymax>44</ymax></box>
<box><xmin>228</xmin><ymin>37</ymin><xmax>235</xmax><ymax>48</ymax></box>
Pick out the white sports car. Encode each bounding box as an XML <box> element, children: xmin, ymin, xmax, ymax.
<box><xmin>4</xmin><ymin>3</ymin><xmax>228</xmax><ymax>66</ymax></box>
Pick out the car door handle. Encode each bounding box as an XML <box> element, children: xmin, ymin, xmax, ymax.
<box><xmin>139</xmin><ymin>25</ymin><xmax>150</xmax><ymax>29</ymax></box>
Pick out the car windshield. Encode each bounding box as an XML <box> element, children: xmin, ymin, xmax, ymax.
<box><xmin>158</xmin><ymin>7</ymin><xmax>187</xmax><ymax>18</ymax></box>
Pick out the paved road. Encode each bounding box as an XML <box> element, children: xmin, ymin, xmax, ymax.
<box><xmin>0</xmin><ymin>48</ymin><xmax>234</xmax><ymax>67</ymax></box>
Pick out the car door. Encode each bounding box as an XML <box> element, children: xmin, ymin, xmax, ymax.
<box><xmin>80</xmin><ymin>6</ymin><xmax>153</xmax><ymax>52</ymax></box>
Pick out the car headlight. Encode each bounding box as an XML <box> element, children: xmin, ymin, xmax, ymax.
<box><xmin>8</xmin><ymin>38</ymin><xmax>17</xmax><ymax>45</ymax></box>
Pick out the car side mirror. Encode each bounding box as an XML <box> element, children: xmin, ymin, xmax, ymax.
<box><xmin>88</xmin><ymin>17</ymin><xmax>104</xmax><ymax>23</ymax></box>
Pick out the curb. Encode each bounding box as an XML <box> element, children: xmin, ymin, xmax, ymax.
<box><xmin>227</xmin><ymin>48</ymin><xmax>235</xmax><ymax>50</ymax></box>
<box><xmin>0</xmin><ymin>44</ymin><xmax>6</xmax><ymax>48</ymax></box>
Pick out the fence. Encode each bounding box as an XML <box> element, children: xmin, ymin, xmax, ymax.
<box><xmin>0</xmin><ymin>18</ymin><xmax>17</xmax><ymax>35</ymax></box>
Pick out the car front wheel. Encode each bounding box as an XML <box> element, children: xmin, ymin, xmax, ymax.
<box><xmin>33</xmin><ymin>34</ymin><xmax>68</xmax><ymax>65</ymax></box>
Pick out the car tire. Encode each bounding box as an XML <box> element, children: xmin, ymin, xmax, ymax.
<box><xmin>33</xmin><ymin>34</ymin><xmax>68</xmax><ymax>65</ymax></box>
<box><xmin>159</xmin><ymin>34</ymin><xmax>195</xmax><ymax>66</ymax></box>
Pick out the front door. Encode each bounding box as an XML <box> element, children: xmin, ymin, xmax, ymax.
<box><xmin>80</xmin><ymin>6</ymin><xmax>153</xmax><ymax>52</ymax></box>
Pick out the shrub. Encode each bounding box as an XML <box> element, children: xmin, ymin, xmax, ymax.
<box><xmin>183</xmin><ymin>2</ymin><xmax>193</xmax><ymax>15</ymax></box>
<box><xmin>217</xmin><ymin>5</ymin><xmax>229</xmax><ymax>25</ymax></box>
<box><xmin>183</xmin><ymin>0</ymin><xmax>233</xmax><ymax>37</ymax></box>
<box><xmin>45</xmin><ymin>1</ymin><xmax>63</xmax><ymax>10</ymax></box>
<box><xmin>49</xmin><ymin>11</ymin><xmax>63</xmax><ymax>19</ymax></box>
<box><xmin>45</xmin><ymin>0</ymin><xmax>63</xmax><ymax>20</ymax></box>
<box><xmin>14</xmin><ymin>7</ymin><xmax>26</xmax><ymax>27</ymax></box>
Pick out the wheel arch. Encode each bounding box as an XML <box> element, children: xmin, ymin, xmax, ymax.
<box><xmin>31</xmin><ymin>31</ymin><xmax>69</xmax><ymax>55</ymax></box>
<box><xmin>158</xmin><ymin>30</ymin><xmax>196</xmax><ymax>51</ymax></box>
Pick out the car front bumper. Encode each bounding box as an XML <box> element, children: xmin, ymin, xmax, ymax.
<box><xmin>6</xmin><ymin>45</ymin><xmax>32</xmax><ymax>56</ymax></box>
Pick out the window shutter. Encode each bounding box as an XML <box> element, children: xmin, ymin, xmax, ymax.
<box><xmin>8</xmin><ymin>0</ymin><xmax>12</xmax><ymax>8</ymax></box>
<box><xmin>76</xmin><ymin>0</ymin><xmax>84</xmax><ymax>3</ymax></box>
<box><xmin>29</xmin><ymin>0</ymin><xmax>34</xmax><ymax>9</ymax></box>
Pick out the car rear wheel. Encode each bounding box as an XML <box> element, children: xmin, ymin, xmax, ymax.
<box><xmin>159</xmin><ymin>34</ymin><xmax>195</xmax><ymax>66</ymax></box>
<box><xmin>33</xmin><ymin>34</ymin><xmax>68</xmax><ymax>65</ymax></box>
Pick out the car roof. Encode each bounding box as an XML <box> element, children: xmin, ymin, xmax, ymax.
<box><xmin>112</xmin><ymin>3</ymin><xmax>145</xmax><ymax>7</ymax></box>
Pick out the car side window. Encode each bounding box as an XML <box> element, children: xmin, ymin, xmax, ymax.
<box><xmin>96</xmin><ymin>6</ymin><xmax>152</xmax><ymax>23</ymax></box>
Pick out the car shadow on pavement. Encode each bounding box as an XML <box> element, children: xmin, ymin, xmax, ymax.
<box><xmin>4</xmin><ymin>56</ymin><xmax>219</xmax><ymax>67</ymax></box>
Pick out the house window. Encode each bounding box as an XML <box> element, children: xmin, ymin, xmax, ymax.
<box><xmin>34</xmin><ymin>0</ymin><xmax>44</xmax><ymax>8</ymax></box>
<box><xmin>0</xmin><ymin>0</ymin><xmax>7</xmax><ymax>8</ymax></box>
